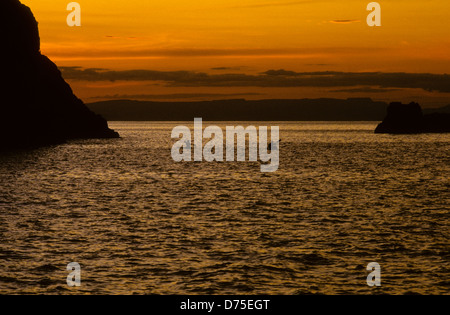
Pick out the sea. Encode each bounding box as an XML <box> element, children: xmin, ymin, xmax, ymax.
<box><xmin>0</xmin><ymin>121</ymin><xmax>449</xmax><ymax>295</ymax></box>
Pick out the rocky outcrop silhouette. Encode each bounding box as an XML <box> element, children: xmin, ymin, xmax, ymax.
<box><xmin>0</xmin><ymin>0</ymin><xmax>118</xmax><ymax>151</ymax></box>
<box><xmin>375</xmin><ymin>102</ymin><xmax>450</xmax><ymax>134</ymax></box>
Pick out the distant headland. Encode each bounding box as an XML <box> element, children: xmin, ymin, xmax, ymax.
<box><xmin>0</xmin><ymin>0</ymin><xmax>118</xmax><ymax>151</ymax></box>
<box><xmin>375</xmin><ymin>102</ymin><xmax>450</xmax><ymax>134</ymax></box>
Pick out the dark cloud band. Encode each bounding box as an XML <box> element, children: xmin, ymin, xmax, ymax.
<box><xmin>59</xmin><ymin>67</ymin><xmax>450</xmax><ymax>93</ymax></box>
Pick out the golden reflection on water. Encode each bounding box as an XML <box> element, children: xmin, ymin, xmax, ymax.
<box><xmin>0</xmin><ymin>122</ymin><xmax>449</xmax><ymax>294</ymax></box>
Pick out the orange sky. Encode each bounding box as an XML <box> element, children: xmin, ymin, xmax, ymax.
<box><xmin>21</xmin><ymin>0</ymin><xmax>450</xmax><ymax>106</ymax></box>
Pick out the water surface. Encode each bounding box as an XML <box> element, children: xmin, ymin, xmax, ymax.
<box><xmin>0</xmin><ymin>122</ymin><xmax>448</xmax><ymax>294</ymax></box>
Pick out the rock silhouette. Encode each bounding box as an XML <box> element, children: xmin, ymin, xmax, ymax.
<box><xmin>0</xmin><ymin>0</ymin><xmax>119</xmax><ymax>151</ymax></box>
<box><xmin>375</xmin><ymin>102</ymin><xmax>450</xmax><ymax>134</ymax></box>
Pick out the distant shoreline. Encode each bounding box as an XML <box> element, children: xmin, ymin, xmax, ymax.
<box><xmin>106</xmin><ymin>120</ymin><xmax>383</xmax><ymax>123</ymax></box>
<box><xmin>87</xmin><ymin>98</ymin><xmax>450</xmax><ymax>122</ymax></box>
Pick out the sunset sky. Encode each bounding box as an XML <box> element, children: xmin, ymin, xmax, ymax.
<box><xmin>21</xmin><ymin>0</ymin><xmax>450</xmax><ymax>106</ymax></box>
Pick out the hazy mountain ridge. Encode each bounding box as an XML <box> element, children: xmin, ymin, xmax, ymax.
<box><xmin>87</xmin><ymin>98</ymin><xmax>396</xmax><ymax>121</ymax></box>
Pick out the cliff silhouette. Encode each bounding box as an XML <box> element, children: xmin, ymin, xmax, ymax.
<box><xmin>375</xmin><ymin>102</ymin><xmax>450</xmax><ymax>134</ymax></box>
<box><xmin>0</xmin><ymin>0</ymin><xmax>118</xmax><ymax>151</ymax></box>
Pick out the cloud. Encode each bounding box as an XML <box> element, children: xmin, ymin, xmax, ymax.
<box><xmin>263</xmin><ymin>69</ymin><xmax>299</xmax><ymax>76</ymax></box>
<box><xmin>305</xmin><ymin>63</ymin><xmax>332</xmax><ymax>67</ymax></box>
<box><xmin>105</xmin><ymin>35</ymin><xmax>140</xmax><ymax>40</ymax></box>
<box><xmin>329</xmin><ymin>20</ymin><xmax>361</xmax><ymax>24</ymax></box>
<box><xmin>59</xmin><ymin>67</ymin><xmax>450</xmax><ymax>93</ymax></box>
<box><xmin>231</xmin><ymin>1</ymin><xmax>313</xmax><ymax>9</ymax></box>
<box><xmin>45</xmin><ymin>46</ymin><xmax>386</xmax><ymax>59</ymax></box>
<box><xmin>211</xmin><ymin>67</ymin><xmax>245</xmax><ymax>71</ymax></box>
<box><xmin>332</xmin><ymin>87</ymin><xmax>401</xmax><ymax>94</ymax></box>
<box><xmin>88</xmin><ymin>93</ymin><xmax>264</xmax><ymax>100</ymax></box>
